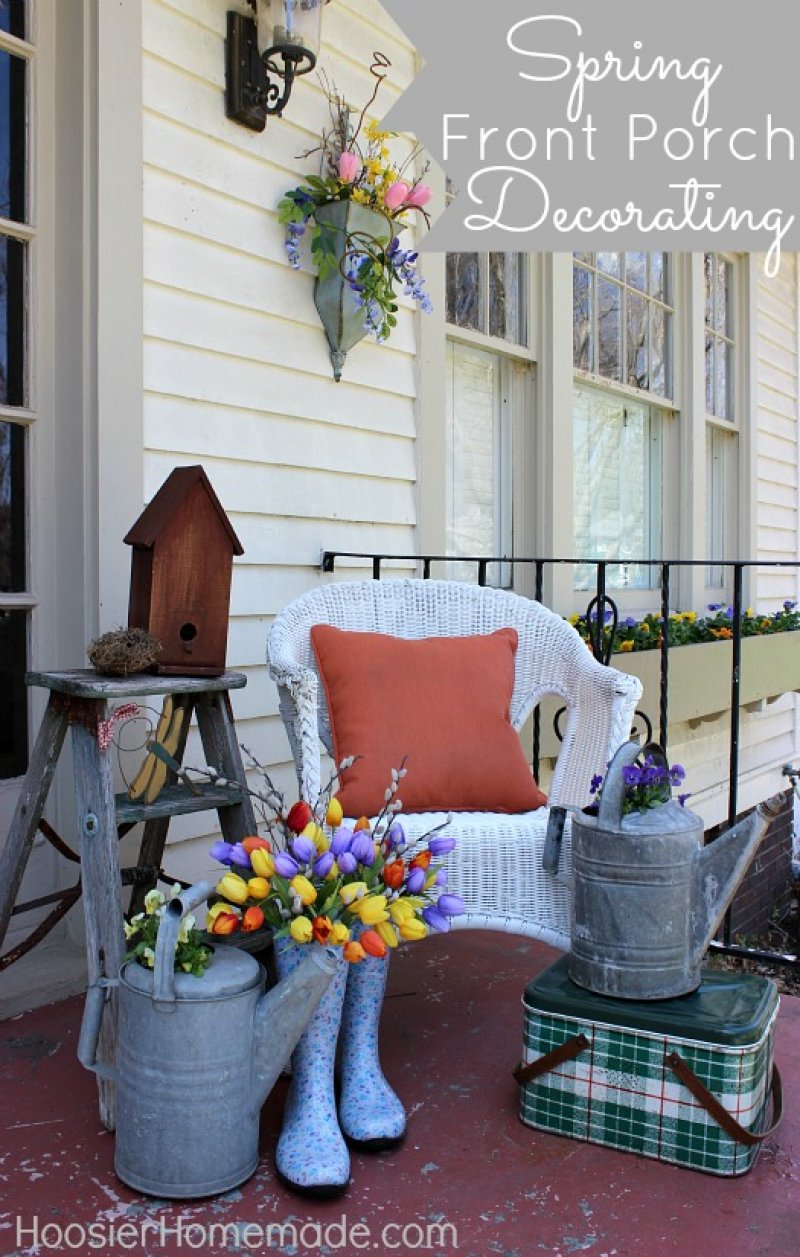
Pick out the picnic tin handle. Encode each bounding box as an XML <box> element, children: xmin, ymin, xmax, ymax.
<box><xmin>513</xmin><ymin>1034</ymin><xmax>591</xmax><ymax>1086</ymax></box>
<box><xmin>666</xmin><ymin>1051</ymin><xmax>783</xmax><ymax>1146</ymax></box>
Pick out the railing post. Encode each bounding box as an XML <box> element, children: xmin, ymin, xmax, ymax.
<box><xmin>659</xmin><ymin>564</ymin><xmax>670</xmax><ymax>752</ymax></box>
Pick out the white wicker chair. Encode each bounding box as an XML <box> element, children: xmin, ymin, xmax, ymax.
<box><xmin>267</xmin><ymin>579</ymin><xmax>642</xmax><ymax>950</ymax></box>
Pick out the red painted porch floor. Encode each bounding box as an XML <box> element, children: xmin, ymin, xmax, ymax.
<box><xmin>1</xmin><ymin>931</ymin><xmax>798</xmax><ymax>1257</ymax></box>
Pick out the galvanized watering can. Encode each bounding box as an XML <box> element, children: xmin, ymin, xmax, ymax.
<box><xmin>568</xmin><ymin>742</ymin><xmax>784</xmax><ymax>1000</ymax></box>
<box><xmin>78</xmin><ymin>882</ymin><xmax>338</xmax><ymax>1198</ymax></box>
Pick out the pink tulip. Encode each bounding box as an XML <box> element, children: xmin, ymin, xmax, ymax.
<box><xmin>338</xmin><ymin>151</ymin><xmax>361</xmax><ymax>183</ymax></box>
<box><xmin>384</xmin><ymin>180</ymin><xmax>410</xmax><ymax>211</ymax></box>
<box><xmin>405</xmin><ymin>183</ymin><xmax>433</xmax><ymax>208</ymax></box>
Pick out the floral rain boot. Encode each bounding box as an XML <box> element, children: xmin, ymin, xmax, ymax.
<box><xmin>337</xmin><ymin>937</ymin><xmax>406</xmax><ymax>1150</ymax></box>
<box><xmin>274</xmin><ymin>939</ymin><xmax>350</xmax><ymax>1196</ymax></box>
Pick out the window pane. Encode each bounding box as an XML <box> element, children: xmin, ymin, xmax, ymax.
<box><xmin>573</xmin><ymin>388</ymin><xmax>659</xmax><ymax>590</ymax></box>
<box><xmin>705</xmin><ymin>331</ymin><xmax>715</xmax><ymax>414</ymax></box>
<box><xmin>446</xmin><ymin>341</ymin><xmax>498</xmax><ymax>559</ymax></box>
<box><xmin>626</xmin><ymin>290</ymin><xmax>648</xmax><ymax>390</ymax></box>
<box><xmin>704</xmin><ymin>253</ymin><xmax>715</xmax><ymax>327</ymax></box>
<box><xmin>715</xmin><ymin>257</ymin><xmax>733</xmax><ymax>336</ymax></box>
<box><xmin>573</xmin><ymin>264</ymin><xmax>592</xmax><ymax>371</ymax></box>
<box><xmin>573</xmin><ymin>251</ymin><xmax>592</xmax><ymax>264</ymax></box>
<box><xmin>649</xmin><ymin>303</ymin><xmax>668</xmax><ymax>396</ymax></box>
<box><xmin>0</xmin><ymin>47</ymin><xmax>26</xmax><ymax>222</ymax></box>
<box><xmin>0</xmin><ymin>607</ymin><xmax>27</xmax><ymax>777</ymax></box>
<box><xmin>489</xmin><ymin>253</ymin><xmax>526</xmax><ymax>344</ymax></box>
<box><xmin>446</xmin><ymin>253</ymin><xmax>484</xmax><ymax>332</ymax></box>
<box><xmin>706</xmin><ymin>426</ymin><xmax>726</xmax><ymax>589</ymax></box>
<box><xmin>0</xmin><ymin>234</ymin><xmax>25</xmax><ymax>405</ymax></box>
<box><xmin>596</xmin><ymin>252</ymin><xmax>620</xmax><ymax>278</ymax></box>
<box><xmin>650</xmin><ymin>253</ymin><xmax>667</xmax><ymax>302</ymax></box>
<box><xmin>0</xmin><ymin>418</ymin><xmax>24</xmax><ymax>590</ymax></box>
<box><xmin>597</xmin><ymin>278</ymin><xmax>621</xmax><ymax>381</ymax></box>
<box><xmin>716</xmin><ymin>339</ymin><xmax>731</xmax><ymax>419</ymax></box>
<box><xmin>0</xmin><ymin>2</ymin><xmax>26</xmax><ymax>39</ymax></box>
<box><xmin>625</xmin><ymin>252</ymin><xmax>647</xmax><ymax>292</ymax></box>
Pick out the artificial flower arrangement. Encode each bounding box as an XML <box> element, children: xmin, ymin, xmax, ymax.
<box><xmin>278</xmin><ymin>53</ymin><xmax>433</xmax><ymax>344</ymax></box>
<box><xmin>206</xmin><ymin>755</ymin><xmax>463</xmax><ymax>963</ymax></box>
<box><xmin>570</xmin><ymin>599</ymin><xmax>800</xmax><ymax>656</ymax></box>
<box><xmin>124</xmin><ymin>884</ymin><xmax>212</xmax><ymax>976</ymax></box>
<box><xmin>589</xmin><ymin>753</ymin><xmax>690</xmax><ymax>817</ymax></box>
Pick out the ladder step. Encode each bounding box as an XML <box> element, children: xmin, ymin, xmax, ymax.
<box><xmin>115</xmin><ymin>782</ymin><xmax>246</xmax><ymax>825</ymax></box>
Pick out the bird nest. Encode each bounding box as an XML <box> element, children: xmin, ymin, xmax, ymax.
<box><xmin>87</xmin><ymin>627</ymin><xmax>162</xmax><ymax>676</ymax></box>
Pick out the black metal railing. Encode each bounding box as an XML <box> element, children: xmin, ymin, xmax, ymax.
<box><xmin>322</xmin><ymin>550</ymin><xmax>800</xmax><ymax>966</ymax></box>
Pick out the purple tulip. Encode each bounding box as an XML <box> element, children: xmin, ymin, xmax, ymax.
<box><xmin>435</xmin><ymin>869</ymin><xmax>448</xmax><ymax>887</ymax></box>
<box><xmin>209</xmin><ymin>840</ymin><xmax>234</xmax><ymax>865</ymax></box>
<box><xmin>386</xmin><ymin>822</ymin><xmax>406</xmax><ymax>850</ymax></box>
<box><xmin>405</xmin><ymin>867</ymin><xmax>426</xmax><ymax>894</ymax></box>
<box><xmin>313</xmin><ymin>851</ymin><xmax>335</xmax><ymax>878</ymax></box>
<box><xmin>437</xmin><ymin>893</ymin><xmax>465</xmax><ymax>917</ymax></box>
<box><xmin>337</xmin><ymin>851</ymin><xmax>357</xmax><ymax>874</ymax></box>
<box><xmin>291</xmin><ymin>835</ymin><xmax>316</xmax><ymax>865</ymax></box>
<box><xmin>274</xmin><ymin>852</ymin><xmax>299</xmax><ymax>878</ymax></box>
<box><xmin>331</xmin><ymin>827</ymin><xmax>354</xmax><ymax>857</ymax></box>
<box><xmin>422</xmin><ymin>905</ymin><xmax>450</xmax><ymax>933</ymax></box>
<box><xmin>351</xmin><ymin>831</ymin><xmax>375</xmax><ymax>865</ymax></box>
<box><xmin>228</xmin><ymin>843</ymin><xmax>253</xmax><ymax>869</ymax></box>
<box><xmin>427</xmin><ymin>836</ymin><xmax>456</xmax><ymax>856</ymax></box>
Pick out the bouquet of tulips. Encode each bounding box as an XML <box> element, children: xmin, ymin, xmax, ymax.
<box><xmin>207</xmin><ymin>758</ymin><xmax>463</xmax><ymax>963</ymax></box>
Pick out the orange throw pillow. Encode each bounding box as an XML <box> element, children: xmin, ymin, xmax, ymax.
<box><xmin>310</xmin><ymin>625</ymin><xmax>547</xmax><ymax>816</ymax></box>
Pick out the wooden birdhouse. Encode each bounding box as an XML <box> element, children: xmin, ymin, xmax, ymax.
<box><xmin>124</xmin><ymin>465</ymin><xmax>243</xmax><ymax>676</ymax></box>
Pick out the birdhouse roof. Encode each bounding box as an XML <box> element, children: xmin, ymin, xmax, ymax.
<box><xmin>123</xmin><ymin>465</ymin><xmax>244</xmax><ymax>554</ymax></box>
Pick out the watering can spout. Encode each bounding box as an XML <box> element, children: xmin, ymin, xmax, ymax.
<box><xmin>252</xmin><ymin>944</ymin><xmax>339</xmax><ymax>1109</ymax></box>
<box><xmin>691</xmin><ymin>794</ymin><xmax>785</xmax><ymax>964</ymax></box>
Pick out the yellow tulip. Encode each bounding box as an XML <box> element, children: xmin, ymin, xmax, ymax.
<box><xmin>328</xmin><ymin>921</ymin><xmax>351</xmax><ymax>946</ymax></box>
<box><xmin>399</xmin><ymin>918</ymin><xmax>427</xmax><ymax>941</ymax></box>
<box><xmin>389</xmin><ymin>899</ymin><xmax>415</xmax><ymax>925</ymax></box>
<box><xmin>247</xmin><ymin>876</ymin><xmax>270</xmax><ymax>900</ymax></box>
<box><xmin>250</xmin><ymin>848</ymin><xmax>275</xmax><ymax>879</ymax></box>
<box><xmin>424</xmin><ymin>871</ymin><xmax>438</xmax><ymax>890</ymax></box>
<box><xmin>303</xmin><ymin>821</ymin><xmax>329</xmax><ymax>852</ymax></box>
<box><xmin>376</xmin><ymin>920</ymin><xmax>399</xmax><ymax>948</ymax></box>
<box><xmin>340</xmin><ymin>881</ymin><xmax>368</xmax><ymax>906</ymax></box>
<box><xmin>352</xmin><ymin>895</ymin><xmax>389</xmax><ymax>925</ymax></box>
<box><xmin>325</xmin><ymin>797</ymin><xmax>344</xmax><ymax>828</ymax></box>
<box><xmin>289</xmin><ymin>917</ymin><xmax>313</xmax><ymax>943</ymax></box>
<box><xmin>216</xmin><ymin>873</ymin><xmax>249</xmax><ymax>905</ymax></box>
<box><xmin>290</xmin><ymin>874</ymin><xmax>317</xmax><ymax>906</ymax></box>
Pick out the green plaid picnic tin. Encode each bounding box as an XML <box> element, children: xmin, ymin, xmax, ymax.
<box><xmin>516</xmin><ymin>957</ymin><xmax>782</xmax><ymax>1176</ymax></box>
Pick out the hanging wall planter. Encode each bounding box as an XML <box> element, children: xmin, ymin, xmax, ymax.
<box><xmin>278</xmin><ymin>54</ymin><xmax>433</xmax><ymax>383</ymax></box>
<box><xmin>312</xmin><ymin>201</ymin><xmax>397</xmax><ymax>382</ymax></box>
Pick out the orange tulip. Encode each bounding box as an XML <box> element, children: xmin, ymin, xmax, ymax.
<box><xmin>410</xmin><ymin>850</ymin><xmax>432</xmax><ymax>871</ymax></box>
<box><xmin>354</xmin><ymin>816</ymin><xmax>372</xmax><ymax>832</ymax></box>
<box><xmin>382</xmin><ymin>860</ymin><xmax>404</xmax><ymax>889</ymax></box>
<box><xmin>209</xmin><ymin>911</ymin><xmax>239</xmax><ymax>936</ymax></box>
<box><xmin>343</xmin><ymin>940</ymin><xmax>366</xmax><ymax>963</ymax></box>
<box><xmin>242</xmin><ymin>835</ymin><xmax>272</xmax><ymax>854</ymax></box>
<box><xmin>242</xmin><ymin>906</ymin><xmax>265</xmax><ymax>932</ymax></box>
<box><xmin>360</xmin><ymin>929</ymin><xmax>387</xmax><ymax>958</ymax></box>
<box><xmin>311</xmin><ymin>915</ymin><xmax>333</xmax><ymax>944</ymax></box>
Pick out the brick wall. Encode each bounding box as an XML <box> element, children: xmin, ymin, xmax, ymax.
<box><xmin>707</xmin><ymin>790</ymin><xmax>795</xmax><ymax>941</ymax></box>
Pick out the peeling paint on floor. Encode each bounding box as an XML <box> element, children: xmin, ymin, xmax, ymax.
<box><xmin>0</xmin><ymin>932</ymin><xmax>798</xmax><ymax>1257</ymax></box>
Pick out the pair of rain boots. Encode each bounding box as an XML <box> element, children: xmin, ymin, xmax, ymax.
<box><xmin>274</xmin><ymin>937</ymin><xmax>405</xmax><ymax>1197</ymax></box>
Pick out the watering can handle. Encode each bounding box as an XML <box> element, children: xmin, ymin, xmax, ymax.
<box><xmin>596</xmin><ymin>740</ymin><xmax>670</xmax><ymax>828</ymax></box>
<box><xmin>153</xmin><ymin>881</ymin><xmax>213</xmax><ymax>1011</ymax></box>
<box><xmin>77</xmin><ymin>978</ymin><xmax>118</xmax><ymax>1080</ymax></box>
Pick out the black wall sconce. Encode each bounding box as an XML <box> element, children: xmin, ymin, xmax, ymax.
<box><xmin>226</xmin><ymin>0</ymin><xmax>329</xmax><ymax>132</ymax></box>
